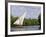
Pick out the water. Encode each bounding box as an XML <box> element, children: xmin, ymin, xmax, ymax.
<box><xmin>11</xmin><ymin>25</ymin><xmax>40</xmax><ymax>31</ymax></box>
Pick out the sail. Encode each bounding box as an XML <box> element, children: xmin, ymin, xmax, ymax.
<box><xmin>13</xmin><ymin>12</ymin><xmax>26</xmax><ymax>25</ymax></box>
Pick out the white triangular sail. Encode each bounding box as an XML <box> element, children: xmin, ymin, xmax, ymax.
<box><xmin>13</xmin><ymin>12</ymin><xmax>26</xmax><ymax>25</ymax></box>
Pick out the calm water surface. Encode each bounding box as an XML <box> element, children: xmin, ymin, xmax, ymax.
<box><xmin>11</xmin><ymin>25</ymin><xmax>40</xmax><ymax>31</ymax></box>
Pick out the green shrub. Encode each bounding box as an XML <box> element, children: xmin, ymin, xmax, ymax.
<box><xmin>11</xmin><ymin>16</ymin><xmax>41</xmax><ymax>27</ymax></box>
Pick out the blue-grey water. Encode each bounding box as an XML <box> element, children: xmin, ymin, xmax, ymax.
<box><xmin>11</xmin><ymin>25</ymin><xmax>40</xmax><ymax>31</ymax></box>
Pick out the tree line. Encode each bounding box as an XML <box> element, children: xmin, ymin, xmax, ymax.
<box><xmin>11</xmin><ymin>14</ymin><xmax>41</xmax><ymax>27</ymax></box>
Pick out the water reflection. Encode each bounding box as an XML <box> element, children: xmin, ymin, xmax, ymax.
<box><xmin>11</xmin><ymin>25</ymin><xmax>40</xmax><ymax>31</ymax></box>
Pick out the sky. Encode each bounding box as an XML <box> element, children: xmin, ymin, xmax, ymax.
<box><xmin>10</xmin><ymin>5</ymin><xmax>41</xmax><ymax>19</ymax></box>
